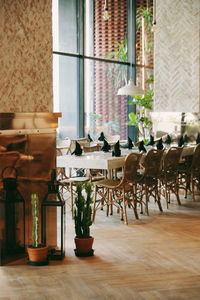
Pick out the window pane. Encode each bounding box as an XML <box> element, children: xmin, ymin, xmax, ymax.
<box><xmin>53</xmin><ymin>54</ymin><xmax>78</xmax><ymax>139</ymax></box>
<box><xmin>53</xmin><ymin>0</ymin><xmax>79</xmax><ymax>54</ymax></box>
<box><xmin>151</xmin><ymin>112</ymin><xmax>198</xmax><ymax>142</ymax></box>
<box><xmin>84</xmin><ymin>59</ymin><xmax>128</xmax><ymax>140</ymax></box>
<box><xmin>85</xmin><ymin>0</ymin><xmax>128</xmax><ymax>61</ymax></box>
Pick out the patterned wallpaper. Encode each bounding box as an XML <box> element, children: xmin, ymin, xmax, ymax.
<box><xmin>154</xmin><ymin>0</ymin><xmax>200</xmax><ymax>112</ymax></box>
<box><xmin>0</xmin><ymin>0</ymin><xmax>53</xmax><ymax>112</ymax></box>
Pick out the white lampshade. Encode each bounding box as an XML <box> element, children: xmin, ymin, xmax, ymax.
<box><xmin>117</xmin><ymin>79</ymin><xmax>144</xmax><ymax>96</ymax></box>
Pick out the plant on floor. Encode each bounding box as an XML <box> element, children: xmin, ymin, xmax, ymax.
<box><xmin>74</xmin><ymin>183</ymin><xmax>93</xmax><ymax>238</ymax></box>
<box><xmin>27</xmin><ymin>193</ymin><xmax>48</xmax><ymax>265</ymax></box>
<box><xmin>31</xmin><ymin>193</ymin><xmax>39</xmax><ymax>247</ymax></box>
<box><xmin>74</xmin><ymin>183</ymin><xmax>94</xmax><ymax>256</ymax></box>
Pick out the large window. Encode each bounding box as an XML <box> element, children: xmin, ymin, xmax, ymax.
<box><xmin>53</xmin><ymin>0</ymin><xmax>137</xmax><ymax>140</ymax></box>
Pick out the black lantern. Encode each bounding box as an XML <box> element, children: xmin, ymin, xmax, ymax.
<box><xmin>42</xmin><ymin>170</ymin><xmax>65</xmax><ymax>260</ymax></box>
<box><xmin>0</xmin><ymin>167</ymin><xmax>25</xmax><ymax>266</ymax></box>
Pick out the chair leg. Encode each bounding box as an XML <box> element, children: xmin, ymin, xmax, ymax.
<box><xmin>122</xmin><ymin>189</ymin><xmax>128</xmax><ymax>225</ymax></box>
<box><xmin>176</xmin><ymin>187</ymin><xmax>181</xmax><ymax>206</ymax></box>
<box><xmin>156</xmin><ymin>185</ymin><xmax>163</xmax><ymax>212</ymax></box>
<box><xmin>165</xmin><ymin>183</ymin><xmax>169</xmax><ymax>209</ymax></box>
<box><xmin>106</xmin><ymin>189</ymin><xmax>110</xmax><ymax>216</ymax></box>
<box><xmin>133</xmin><ymin>185</ymin><xmax>139</xmax><ymax>220</ymax></box>
<box><xmin>145</xmin><ymin>185</ymin><xmax>149</xmax><ymax>216</ymax></box>
<box><xmin>110</xmin><ymin>190</ymin><xmax>113</xmax><ymax>216</ymax></box>
<box><xmin>70</xmin><ymin>182</ymin><xmax>74</xmax><ymax>218</ymax></box>
<box><xmin>92</xmin><ymin>185</ymin><xmax>98</xmax><ymax>222</ymax></box>
<box><xmin>185</xmin><ymin>173</ymin><xmax>191</xmax><ymax>198</ymax></box>
<box><xmin>100</xmin><ymin>187</ymin><xmax>104</xmax><ymax>210</ymax></box>
<box><xmin>139</xmin><ymin>185</ymin><xmax>144</xmax><ymax>214</ymax></box>
<box><xmin>192</xmin><ymin>177</ymin><xmax>196</xmax><ymax>201</ymax></box>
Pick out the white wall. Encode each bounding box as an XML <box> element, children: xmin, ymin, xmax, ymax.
<box><xmin>154</xmin><ymin>0</ymin><xmax>200</xmax><ymax>112</ymax></box>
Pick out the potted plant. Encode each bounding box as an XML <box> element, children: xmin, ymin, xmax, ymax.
<box><xmin>74</xmin><ymin>183</ymin><xmax>94</xmax><ymax>257</ymax></box>
<box><xmin>27</xmin><ymin>193</ymin><xmax>48</xmax><ymax>265</ymax></box>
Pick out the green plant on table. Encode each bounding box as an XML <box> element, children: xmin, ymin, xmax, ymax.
<box><xmin>128</xmin><ymin>75</ymin><xmax>154</xmax><ymax>140</ymax></box>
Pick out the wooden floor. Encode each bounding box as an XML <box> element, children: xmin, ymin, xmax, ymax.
<box><xmin>1</xmin><ymin>193</ymin><xmax>200</xmax><ymax>300</ymax></box>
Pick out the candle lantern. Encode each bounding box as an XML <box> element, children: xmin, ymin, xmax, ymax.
<box><xmin>42</xmin><ymin>170</ymin><xmax>65</xmax><ymax>260</ymax></box>
<box><xmin>0</xmin><ymin>167</ymin><xmax>25</xmax><ymax>266</ymax></box>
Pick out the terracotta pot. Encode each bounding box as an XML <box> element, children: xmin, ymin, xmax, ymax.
<box><xmin>27</xmin><ymin>245</ymin><xmax>48</xmax><ymax>263</ymax></box>
<box><xmin>74</xmin><ymin>237</ymin><xmax>94</xmax><ymax>253</ymax></box>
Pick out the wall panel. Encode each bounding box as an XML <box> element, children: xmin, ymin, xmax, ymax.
<box><xmin>154</xmin><ymin>0</ymin><xmax>200</xmax><ymax>112</ymax></box>
<box><xmin>0</xmin><ymin>0</ymin><xmax>52</xmax><ymax>112</ymax></box>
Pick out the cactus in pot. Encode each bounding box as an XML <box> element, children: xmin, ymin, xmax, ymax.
<box><xmin>27</xmin><ymin>193</ymin><xmax>48</xmax><ymax>265</ymax></box>
<box><xmin>74</xmin><ymin>183</ymin><xmax>94</xmax><ymax>256</ymax></box>
<box><xmin>31</xmin><ymin>193</ymin><xmax>39</xmax><ymax>247</ymax></box>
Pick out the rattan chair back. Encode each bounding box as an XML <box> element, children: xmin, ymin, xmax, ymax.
<box><xmin>83</xmin><ymin>145</ymin><xmax>101</xmax><ymax>152</ymax></box>
<box><xmin>123</xmin><ymin>152</ymin><xmax>142</xmax><ymax>182</ymax></box>
<box><xmin>163</xmin><ymin>147</ymin><xmax>183</xmax><ymax>173</ymax></box>
<box><xmin>143</xmin><ymin>149</ymin><xmax>164</xmax><ymax>178</ymax></box>
<box><xmin>191</xmin><ymin>143</ymin><xmax>200</xmax><ymax>173</ymax></box>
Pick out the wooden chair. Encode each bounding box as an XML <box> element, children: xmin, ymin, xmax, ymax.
<box><xmin>83</xmin><ymin>144</ymin><xmax>104</xmax><ymax>182</ymax></box>
<box><xmin>159</xmin><ymin>147</ymin><xmax>183</xmax><ymax>208</ymax></box>
<box><xmin>93</xmin><ymin>152</ymin><xmax>142</xmax><ymax>225</ymax></box>
<box><xmin>104</xmin><ymin>135</ymin><xmax>120</xmax><ymax>143</ymax></box>
<box><xmin>56</xmin><ymin>138</ymin><xmax>71</xmax><ymax>154</ymax></box>
<box><xmin>56</xmin><ymin>148</ymin><xmax>90</xmax><ymax>217</ymax></box>
<box><xmin>136</xmin><ymin>149</ymin><xmax>164</xmax><ymax>215</ymax></box>
<box><xmin>70</xmin><ymin>137</ymin><xmax>90</xmax><ymax>153</ymax></box>
<box><xmin>189</xmin><ymin>143</ymin><xmax>200</xmax><ymax>201</ymax></box>
<box><xmin>178</xmin><ymin>154</ymin><xmax>193</xmax><ymax>198</ymax></box>
<box><xmin>83</xmin><ymin>144</ymin><xmax>101</xmax><ymax>153</ymax></box>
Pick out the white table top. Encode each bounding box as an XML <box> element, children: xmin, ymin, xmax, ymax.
<box><xmin>57</xmin><ymin>145</ymin><xmax>195</xmax><ymax>172</ymax></box>
<box><xmin>57</xmin><ymin>150</ymin><xmax>131</xmax><ymax>170</ymax></box>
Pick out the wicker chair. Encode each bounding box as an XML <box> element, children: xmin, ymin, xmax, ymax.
<box><xmin>70</xmin><ymin>137</ymin><xmax>90</xmax><ymax>153</ymax></box>
<box><xmin>189</xmin><ymin>143</ymin><xmax>200</xmax><ymax>201</ymax></box>
<box><xmin>93</xmin><ymin>152</ymin><xmax>142</xmax><ymax>225</ymax></box>
<box><xmin>56</xmin><ymin>148</ymin><xmax>90</xmax><ymax>218</ymax></box>
<box><xmin>178</xmin><ymin>154</ymin><xmax>193</xmax><ymax>198</ymax></box>
<box><xmin>56</xmin><ymin>138</ymin><xmax>71</xmax><ymax>154</ymax></box>
<box><xmin>136</xmin><ymin>149</ymin><xmax>164</xmax><ymax>215</ymax></box>
<box><xmin>83</xmin><ymin>145</ymin><xmax>105</xmax><ymax>182</ymax></box>
<box><xmin>160</xmin><ymin>147</ymin><xmax>183</xmax><ymax>208</ymax></box>
<box><xmin>83</xmin><ymin>144</ymin><xmax>101</xmax><ymax>153</ymax></box>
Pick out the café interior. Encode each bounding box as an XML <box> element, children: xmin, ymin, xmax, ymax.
<box><xmin>0</xmin><ymin>0</ymin><xmax>200</xmax><ymax>299</ymax></box>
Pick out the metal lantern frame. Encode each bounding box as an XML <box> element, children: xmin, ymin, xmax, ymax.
<box><xmin>41</xmin><ymin>177</ymin><xmax>65</xmax><ymax>260</ymax></box>
<box><xmin>0</xmin><ymin>166</ymin><xmax>25</xmax><ymax>266</ymax></box>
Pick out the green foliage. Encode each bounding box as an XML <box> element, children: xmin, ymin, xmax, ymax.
<box><xmin>143</xmin><ymin>139</ymin><xmax>149</xmax><ymax>145</ymax></box>
<box><xmin>74</xmin><ymin>183</ymin><xmax>93</xmax><ymax>239</ymax></box>
<box><xmin>128</xmin><ymin>75</ymin><xmax>154</xmax><ymax>137</ymax></box>
<box><xmin>103</xmin><ymin>121</ymin><xmax>120</xmax><ymax>134</ymax></box>
<box><xmin>31</xmin><ymin>193</ymin><xmax>39</xmax><ymax>247</ymax></box>
<box><xmin>88</xmin><ymin>112</ymin><xmax>102</xmax><ymax>121</ymax></box>
<box><xmin>127</xmin><ymin>112</ymin><xmax>152</xmax><ymax>129</ymax></box>
<box><xmin>136</xmin><ymin>7</ymin><xmax>153</xmax><ymax>53</ymax></box>
<box><xmin>105</xmin><ymin>38</ymin><xmax>128</xmax><ymax>88</ymax></box>
<box><xmin>136</xmin><ymin>7</ymin><xmax>153</xmax><ymax>30</ymax></box>
<box><xmin>127</xmin><ymin>112</ymin><xmax>138</xmax><ymax>126</ymax></box>
<box><xmin>106</xmin><ymin>38</ymin><xmax>128</xmax><ymax>62</ymax></box>
<box><xmin>128</xmin><ymin>88</ymin><xmax>154</xmax><ymax>110</ymax></box>
<box><xmin>145</xmin><ymin>74</ymin><xmax>154</xmax><ymax>85</ymax></box>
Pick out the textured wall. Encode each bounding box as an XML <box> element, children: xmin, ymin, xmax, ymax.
<box><xmin>0</xmin><ymin>0</ymin><xmax>53</xmax><ymax>112</ymax></box>
<box><xmin>154</xmin><ymin>0</ymin><xmax>200</xmax><ymax>112</ymax></box>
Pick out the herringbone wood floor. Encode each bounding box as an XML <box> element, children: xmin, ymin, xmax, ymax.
<box><xmin>1</xmin><ymin>193</ymin><xmax>200</xmax><ymax>300</ymax></box>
